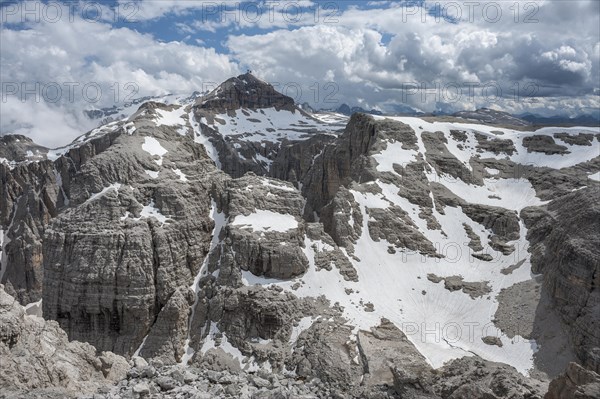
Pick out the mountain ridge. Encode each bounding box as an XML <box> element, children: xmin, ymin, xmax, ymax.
<box><xmin>1</xmin><ymin>74</ymin><xmax>600</xmax><ymax>398</ymax></box>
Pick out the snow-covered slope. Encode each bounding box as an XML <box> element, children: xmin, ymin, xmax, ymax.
<box><xmin>211</xmin><ymin>115</ymin><xmax>599</xmax><ymax>375</ymax></box>
<box><xmin>201</xmin><ymin>107</ymin><xmax>342</xmax><ymax>142</ymax></box>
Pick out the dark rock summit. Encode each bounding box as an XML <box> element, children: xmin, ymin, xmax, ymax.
<box><xmin>199</xmin><ymin>73</ymin><xmax>295</xmax><ymax>112</ymax></box>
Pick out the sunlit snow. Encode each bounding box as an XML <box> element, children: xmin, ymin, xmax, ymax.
<box><xmin>141</xmin><ymin>136</ymin><xmax>168</xmax><ymax>166</ymax></box>
<box><xmin>231</xmin><ymin>210</ymin><xmax>298</xmax><ymax>232</ymax></box>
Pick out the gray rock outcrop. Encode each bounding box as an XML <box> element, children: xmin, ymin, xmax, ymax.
<box><xmin>523</xmin><ymin>135</ymin><xmax>569</xmax><ymax>155</ymax></box>
<box><xmin>545</xmin><ymin>362</ymin><xmax>600</xmax><ymax>399</ymax></box>
<box><xmin>0</xmin><ymin>285</ymin><xmax>129</xmax><ymax>398</ymax></box>
<box><xmin>41</xmin><ymin>106</ymin><xmax>219</xmax><ymax>360</ymax></box>
<box><xmin>1</xmin><ymin>158</ymin><xmax>59</xmax><ymax>304</ymax></box>
<box><xmin>522</xmin><ymin>187</ymin><xmax>600</xmax><ymax>373</ymax></box>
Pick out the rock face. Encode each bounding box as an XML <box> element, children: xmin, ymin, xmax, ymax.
<box><xmin>462</xmin><ymin>203</ymin><xmax>520</xmax><ymax>255</ymax></box>
<box><xmin>545</xmin><ymin>362</ymin><xmax>600</xmax><ymax>399</ymax></box>
<box><xmin>41</xmin><ymin>109</ymin><xmax>218</xmax><ymax>358</ymax></box>
<box><xmin>423</xmin><ymin>130</ymin><xmax>477</xmax><ymax>182</ymax></box>
<box><xmin>302</xmin><ymin>113</ymin><xmax>379</xmax><ymax>218</ymax></box>
<box><xmin>213</xmin><ymin>174</ymin><xmax>309</xmax><ymax>280</ymax></box>
<box><xmin>357</xmin><ymin>318</ymin><xmax>431</xmax><ymax>387</ymax></box>
<box><xmin>1</xmin><ymin>158</ymin><xmax>59</xmax><ymax>304</ymax></box>
<box><xmin>270</xmin><ymin>133</ymin><xmax>335</xmax><ymax>187</ymax></box>
<box><xmin>473</xmin><ymin>132</ymin><xmax>517</xmax><ymax>155</ymax></box>
<box><xmin>427</xmin><ymin>357</ymin><xmax>547</xmax><ymax>398</ymax></box>
<box><xmin>136</xmin><ymin>288</ymin><xmax>193</xmax><ymax>364</ymax></box>
<box><xmin>523</xmin><ymin>135</ymin><xmax>569</xmax><ymax>155</ymax></box>
<box><xmin>522</xmin><ymin>187</ymin><xmax>600</xmax><ymax>373</ymax></box>
<box><xmin>180</xmin><ymin>172</ymin><xmax>344</xmax><ymax>373</ymax></box>
<box><xmin>291</xmin><ymin>320</ymin><xmax>365</xmax><ymax>387</ymax></box>
<box><xmin>0</xmin><ymin>285</ymin><xmax>129</xmax><ymax>398</ymax></box>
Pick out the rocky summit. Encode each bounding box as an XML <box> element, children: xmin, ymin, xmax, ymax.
<box><xmin>1</xmin><ymin>73</ymin><xmax>600</xmax><ymax>399</ymax></box>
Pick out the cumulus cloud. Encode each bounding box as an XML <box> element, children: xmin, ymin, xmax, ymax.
<box><xmin>1</xmin><ymin>0</ymin><xmax>598</xmax><ymax>147</ymax></box>
<box><xmin>1</xmin><ymin>3</ymin><xmax>239</xmax><ymax>147</ymax></box>
<box><xmin>226</xmin><ymin>0</ymin><xmax>600</xmax><ymax>114</ymax></box>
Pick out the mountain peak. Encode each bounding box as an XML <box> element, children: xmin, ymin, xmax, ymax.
<box><xmin>1</xmin><ymin>134</ymin><xmax>35</xmax><ymax>144</ymax></box>
<box><xmin>335</xmin><ymin>103</ymin><xmax>383</xmax><ymax>116</ymax></box>
<box><xmin>0</xmin><ymin>134</ymin><xmax>48</xmax><ymax>164</ymax></box>
<box><xmin>236</xmin><ymin>71</ymin><xmax>267</xmax><ymax>85</ymax></box>
<box><xmin>199</xmin><ymin>73</ymin><xmax>295</xmax><ymax>111</ymax></box>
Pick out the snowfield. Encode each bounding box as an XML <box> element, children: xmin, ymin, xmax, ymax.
<box><xmin>231</xmin><ymin>210</ymin><xmax>299</xmax><ymax>233</ymax></box>
<box><xmin>230</xmin><ymin>116</ymin><xmax>600</xmax><ymax>376</ymax></box>
<box><xmin>142</xmin><ymin>136</ymin><xmax>168</xmax><ymax>166</ymax></box>
<box><xmin>240</xmin><ymin>200</ymin><xmax>540</xmax><ymax>374</ymax></box>
<box><xmin>154</xmin><ymin>107</ymin><xmax>187</xmax><ymax>127</ymax></box>
<box><xmin>202</xmin><ymin>107</ymin><xmax>342</xmax><ymax>143</ymax></box>
<box><xmin>378</xmin><ymin>116</ymin><xmax>600</xmax><ymax>170</ymax></box>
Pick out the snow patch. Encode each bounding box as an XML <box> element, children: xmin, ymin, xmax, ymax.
<box><xmin>124</xmin><ymin>122</ymin><xmax>136</xmax><ymax>135</ymax></box>
<box><xmin>588</xmin><ymin>171</ymin><xmax>600</xmax><ymax>182</ymax></box>
<box><xmin>231</xmin><ymin>210</ymin><xmax>298</xmax><ymax>232</ymax></box>
<box><xmin>154</xmin><ymin>107</ymin><xmax>186</xmax><ymax>127</ymax></box>
<box><xmin>291</xmin><ymin>316</ymin><xmax>317</xmax><ymax>344</ymax></box>
<box><xmin>261</xmin><ymin>179</ymin><xmax>296</xmax><ymax>192</ymax></box>
<box><xmin>139</xmin><ymin>201</ymin><xmax>171</xmax><ymax>224</ymax></box>
<box><xmin>24</xmin><ymin>299</ymin><xmax>43</xmax><ymax>317</ymax></box>
<box><xmin>191</xmin><ymin>111</ymin><xmax>221</xmax><ymax>168</ymax></box>
<box><xmin>0</xmin><ymin>158</ymin><xmax>15</xmax><ymax>169</ymax></box>
<box><xmin>241</xmin><ymin>270</ymin><xmax>287</xmax><ymax>286</ymax></box>
<box><xmin>145</xmin><ymin>170</ymin><xmax>159</xmax><ymax>179</ymax></box>
<box><xmin>84</xmin><ymin>183</ymin><xmax>122</xmax><ymax>205</ymax></box>
<box><xmin>428</xmin><ymin>175</ymin><xmax>545</xmax><ymax>211</ymax></box>
<box><xmin>141</xmin><ymin>137</ymin><xmax>168</xmax><ymax>166</ymax></box>
<box><xmin>173</xmin><ymin>169</ymin><xmax>188</xmax><ymax>182</ymax></box>
<box><xmin>133</xmin><ymin>335</ymin><xmax>149</xmax><ymax>358</ymax></box>
<box><xmin>373</xmin><ymin>140</ymin><xmax>418</xmax><ymax>173</ymax></box>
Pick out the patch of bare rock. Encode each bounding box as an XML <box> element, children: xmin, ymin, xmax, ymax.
<box><xmin>0</xmin><ymin>285</ymin><xmax>129</xmax><ymax>398</ymax></box>
<box><xmin>427</xmin><ymin>273</ymin><xmax>492</xmax><ymax>299</ymax></box>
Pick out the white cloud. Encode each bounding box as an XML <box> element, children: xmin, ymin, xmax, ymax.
<box><xmin>225</xmin><ymin>0</ymin><xmax>599</xmax><ymax>114</ymax></box>
<box><xmin>1</xmin><ymin>10</ymin><xmax>239</xmax><ymax>147</ymax></box>
<box><xmin>115</xmin><ymin>0</ymin><xmax>208</xmax><ymax>21</ymax></box>
<box><xmin>1</xmin><ymin>97</ymin><xmax>96</xmax><ymax>148</ymax></box>
<box><xmin>1</xmin><ymin>0</ymin><xmax>598</xmax><ymax>149</ymax></box>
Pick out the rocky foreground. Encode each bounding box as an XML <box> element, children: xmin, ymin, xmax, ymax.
<box><xmin>2</xmin><ymin>282</ymin><xmax>599</xmax><ymax>399</ymax></box>
<box><xmin>1</xmin><ymin>74</ymin><xmax>600</xmax><ymax>398</ymax></box>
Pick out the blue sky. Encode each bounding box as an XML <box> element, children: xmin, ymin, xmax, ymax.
<box><xmin>1</xmin><ymin>0</ymin><xmax>599</xmax><ymax>146</ymax></box>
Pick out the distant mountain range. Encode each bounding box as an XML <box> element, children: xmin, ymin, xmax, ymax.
<box><xmin>518</xmin><ymin>112</ymin><xmax>600</xmax><ymax>126</ymax></box>
<box><xmin>85</xmin><ymin>98</ymin><xmax>599</xmax><ymax>129</ymax></box>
